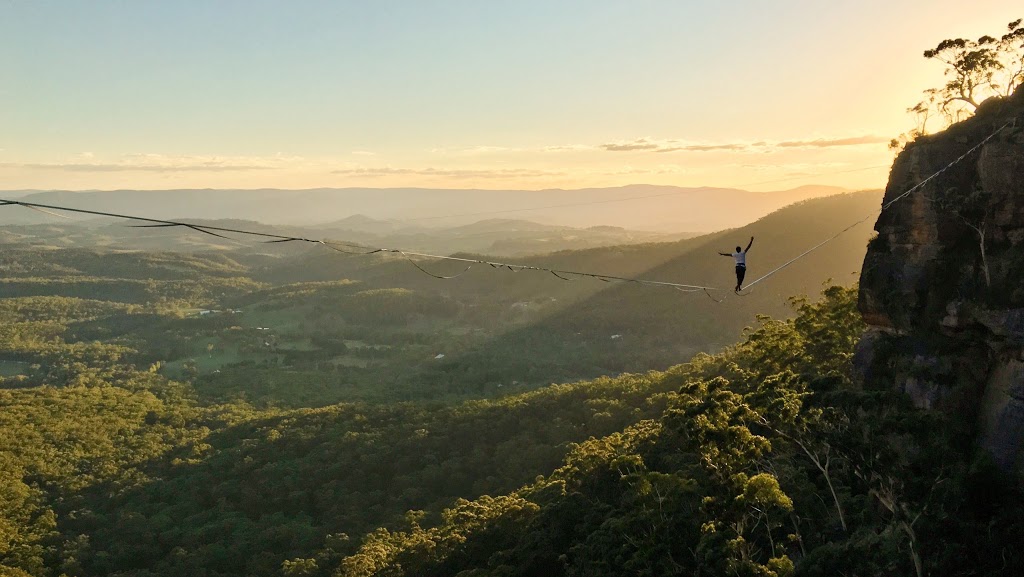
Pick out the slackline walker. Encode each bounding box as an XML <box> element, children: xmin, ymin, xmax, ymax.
<box><xmin>719</xmin><ymin>236</ymin><xmax>754</xmax><ymax>292</ymax></box>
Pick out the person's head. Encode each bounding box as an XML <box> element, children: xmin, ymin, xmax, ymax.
<box><xmin>735</xmin><ymin>246</ymin><xmax>742</xmax><ymax>253</ymax></box>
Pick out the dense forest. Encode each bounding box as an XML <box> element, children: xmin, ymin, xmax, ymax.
<box><xmin>2</xmin><ymin>190</ymin><xmax>1020</xmax><ymax>576</ymax></box>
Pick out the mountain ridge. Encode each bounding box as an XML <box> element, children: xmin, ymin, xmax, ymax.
<box><xmin>0</xmin><ymin>184</ymin><xmax>850</xmax><ymax>232</ymax></box>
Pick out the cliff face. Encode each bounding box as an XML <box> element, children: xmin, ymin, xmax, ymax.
<box><xmin>857</xmin><ymin>86</ymin><xmax>1024</xmax><ymax>473</ymax></box>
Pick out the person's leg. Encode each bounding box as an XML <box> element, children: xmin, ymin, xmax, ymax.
<box><xmin>736</xmin><ymin>265</ymin><xmax>746</xmax><ymax>291</ymax></box>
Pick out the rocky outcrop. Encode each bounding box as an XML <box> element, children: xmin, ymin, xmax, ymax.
<box><xmin>857</xmin><ymin>86</ymin><xmax>1024</xmax><ymax>473</ymax></box>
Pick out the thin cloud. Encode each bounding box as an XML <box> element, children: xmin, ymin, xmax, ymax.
<box><xmin>332</xmin><ymin>166</ymin><xmax>565</xmax><ymax>179</ymax></box>
<box><xmin>601</xmin><ymin>137</ymin><xmax>748</xmax><ymax>153</ymax></box>
<box><xmin>421</xmin><ymin>134</ymin><xmax>886</xmax><ymax>157</ymax></box>
<box><xmin>600</xmin><ymin>135</ymin><xmax>889</xmax><ymax>153</ymax></box>
<box><xmin>656</xmin><ymin>143</ymin><xmax>747</xmax><ymax>153</ymax></box>
<box><xmin>431</xmin><ymin>143</ymin><xmax>595</xmax><ymax>154</ymax></box>
<box><xmin>1</xmin><ymin>161</ymin><xmax>273</xmax><ymax>173</ymax></box>
<box><xmin>429</xmin><ymin>145</ymin><xmax>521</xmax><ymax>155</ymax></box>
<box><xmin>542</xmin><ymin>144</ymin><xmax>593</xmax><ymax>152</ymax></box>
<box><xmin>776</xmin><ymin>136</ymin><xmax>891</xmax><ymax>148</ymax></box>
<box><xmin>464</xmin><ymin>146</ymin><xmax>515</xmax><ymax>154</ymax></box>
<box><xmin>740</xmin><ymin>161</ymin><xmax>848</xmax><ymax>172</ymax></box>
<box><xmin>601</xmin><ymin>165</ymin><xmax>688</xmax><ymax>176</ymax></box>
<box><xmin>601</xmin><ymin>138</ymin><xmax>661</xmax><ymax>152</ymax></box>
<box><xmin>0</xmin><ymin>153</ymin><xmax>293</xmax><ymax>173</ymax></box>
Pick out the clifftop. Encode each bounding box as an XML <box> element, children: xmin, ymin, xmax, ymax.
<box><xmin>858</xmin><ymin>86</ymin><xmax>1024</xmax><ymax>472</ymax></box>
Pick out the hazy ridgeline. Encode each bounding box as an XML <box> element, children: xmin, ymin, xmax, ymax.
<box><xmin>0</xmin><ymin>184</ymin><xmax>846</xmax><ymax>232</ymax></box>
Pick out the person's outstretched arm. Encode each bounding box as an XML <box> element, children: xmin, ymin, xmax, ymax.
<box><xmin>718</xmin><ymin>251</ymin><xmax>732</xmax><ymax>256</ymax></box>
<box><xmin>744</xmin><ymin>237</ymin><xmax>754</xmax><ymax>252</ymax></box>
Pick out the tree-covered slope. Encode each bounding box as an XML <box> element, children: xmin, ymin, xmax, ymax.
<box><xmin>0</xmin><ymin>315</ymin><xmax>686</xmax><ymax>576</ymax></box>
<box><xmin>330</xmin><ymin>287</ymin><xmax>1024</xmax><ymax>577</ymax></box>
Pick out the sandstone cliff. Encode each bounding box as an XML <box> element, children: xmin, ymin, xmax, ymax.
<box><xmin>858</xmin><ymin>86</ymin><xmax>1024</xmax><ymax>473</ymax></box>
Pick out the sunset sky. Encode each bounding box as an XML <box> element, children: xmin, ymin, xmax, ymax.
<box><xmin>2</xmin><ymin>1</ymin><xmax>1020</xmax><ymax>192</ymax></box>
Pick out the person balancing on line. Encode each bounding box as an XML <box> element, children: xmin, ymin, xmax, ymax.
<box><xmin>719</xmin><ymin>236</ymin><xmax>754</xmax><ymax>292</ymax></box>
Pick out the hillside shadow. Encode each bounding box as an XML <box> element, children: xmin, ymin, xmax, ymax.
<box><xmin>404</xmin><ymin>192</ymin><xmax>882</xmax><ymax>394</ymax></box>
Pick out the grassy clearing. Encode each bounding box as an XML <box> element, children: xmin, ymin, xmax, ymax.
<box><xmin>0</xmin><ymin>360</ymin><xmax>30</xmax><ymax>377</ymax></box>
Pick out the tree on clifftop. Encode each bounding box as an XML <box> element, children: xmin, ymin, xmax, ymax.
<box><xmin>892</xmin><ymin>19</ymin><xmax>1023</xmax><ymax>150</ymax></box>
<box><xmin>916</xmin><ymin>19</ymin><xmax>1024</xmax><ymax>123</ymax></box>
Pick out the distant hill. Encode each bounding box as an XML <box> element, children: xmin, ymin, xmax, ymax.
<box><xmin>444</xmin><ymin>218</ymin><xmax>568</xmax><ymax>234</ymax></box>
<box><xmin>318</xmin><ymin>214</ymin><xmax>417</xmax><ymax>234</ymax></box>
<box><xmin>0</xmin><ymin>184</ymin><xmax>848</xmax><ymax>232</ymax></box>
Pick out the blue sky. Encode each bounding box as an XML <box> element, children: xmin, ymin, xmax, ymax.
<box><xmin>2</xmin><ymin>1</ymin><xmax>1020</xmax><ymax>190</ymax></box>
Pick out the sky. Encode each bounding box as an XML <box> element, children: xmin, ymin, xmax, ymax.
<box><xmin>1</xmin><ymin>0</ymin><xmax>1021</xmax><ymax>192</ymax></box>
